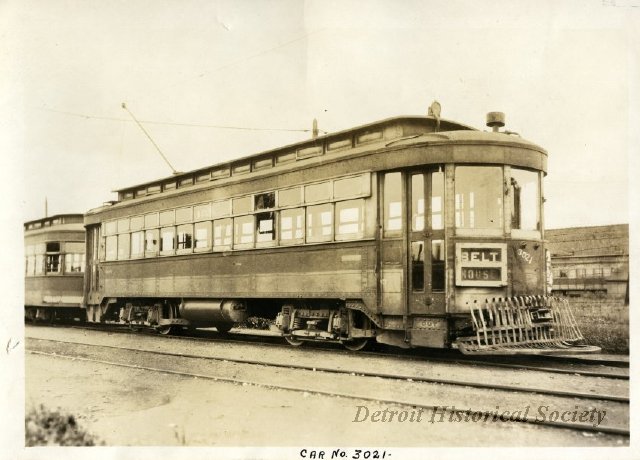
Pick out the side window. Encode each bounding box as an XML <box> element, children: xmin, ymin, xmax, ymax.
<box><xmin>194</xmin><ymin>221</ymin><xmax>212</xmax><ymax>250</ymax></box>
<box><xmin>510</xmin><ymin>168</ymin><xmax>540</xmax><ymax>232</ymax></box>
<box><xmin>256</xmin><ymin>212</ymin><xmax>276</xmax><ymax>244</ymax></box>
<box><xmin>214</xmin><ymin>218</ymin><xmax>232</xmax><ymax>249</ymax></box>
<box><xmin>383</xmin><ymin>172</ymin><xmax>402</xmax><ymax>236</ymax></box>
<box><xmin>105</xmin><ymin>236</ymin><xmax>117</xmax><ymax>261</ymax></box>
<box><xmin>176</xmin><ymin>207</ymin><xmax>192</xmax><ymax>224</ymax></box>
<box><xmin>26</xmin><ymin>255</ymin><xmax>36</xmax><ymax>276</ymax></box>
<box><xmin>335</xmin><ymin>199</ymin><xmax>364</xmax><ymax>240</ymax></box>
<box><xmin>307</xmin><ymin>204</ymin><xmax>333</xmax><ymax>242</ymax></box>
<box><xmin>25</xmin><ymin>245</ymin><xmax>35</xmax><ymax>277</ymax></box>
<box><xmin>131</xmin><ymin>231</ymin><xmax>145</xmax><ymax>258</ymax></box>
<box><xmin>145</xmin><ymin>229</ymin><xmax>159</xmax><ymax>256</ymax></box>
<box><xmin>234</xmin><ymin>215</ymin><xmax>254</xmax><ymax>247</ymax></box>
<box><xmin>305</xmin><ymin>182</ymin><xmax>331</xmax><ymax>203</ymax></box>
<box><xmin>35</xmin><ymin>254</ymin><xmax>45</xmax><ymax>275</ymax></box>
<box><xmin>46</xmin><ymin>255</ymin><xmax>61</xmax><ymax>273</ymax></box>
<box><xmin>278</xmin><ymin>187</ymin><xmax>302</xmax><ymax>207</ymax></box>
<box><xmin>280</xmin><ymin>208</ymin><xmax>304</xmax><ymax>244</ymax></box>
<box><xmin>232</xmin><ymin>196</ymin><xmax>252</xmax><ymax>215</ymax></box>
<box><xmin>64</xmin><ymin>253</ymin><xmax>85</xmax><ymax>273</ymax></box>
<box><xmin>117</xmin><ymin>234</ymin><xmax>130</xmax><ymax>260</ymax></box>
<box><xmin>177</xmin><ymin>224</ymin><xmax>193</xmax><ymax>251</ymax></box>
<box><xmin>194</xmin><ymin>203</ymin><xmax>212</xmax><ymax>220</ymax></box>
<box><xmin>160</xmin><ymin>227</ymin><xmax>175</xmax><ymax>254</ymax></box>
<box><xmin>255</xmin><ymin>192</ymin><xmax>275</xmax><ymax>210</ymax></box>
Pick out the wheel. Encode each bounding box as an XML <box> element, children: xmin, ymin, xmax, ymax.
<box><xmin>342</xmin><ymin>338</ymin><xmax>370</xmax><ymax>351</ymax></box>
<box><xmin>285</xmin><ymin>335</ymin><xmax>304</xmax><ymax>347</ymax></box>
<box><xmin>157</xmin><ymin>325</ymin><xmax>176</xmax><ymax>335</ymax></box>
<box><xmin>215</xmin><ymin>323</ymin><xmax>233</xmax><ymax>333</ymax></box>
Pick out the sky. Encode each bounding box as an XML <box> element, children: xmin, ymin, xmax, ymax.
<box><xmin>1</xmin><ymin>2</ymin><xmax>639</xmax><ymax>457</ymax></box>
<box><xmin>3</xmin><ymin>0</ymin><xmax>638</xmax><ymax>230</ymax></box>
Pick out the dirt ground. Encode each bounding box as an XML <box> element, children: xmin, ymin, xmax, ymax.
<box><xmin>24</xmin><ymin>346</ymin><xmax>627</xmax><ymax>449</ymax></box>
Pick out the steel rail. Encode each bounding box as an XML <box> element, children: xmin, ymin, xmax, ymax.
<box><xmin>54</xmin><ymin>323</ymin><xmax>630</xmax><ymax>380</ymax></box>
<box><xmin>28</xmin><ymin>336</ymin><xmax>629</xmax><ymax>404</ymax></box>
<box><xmin>28</xmin><ymin>348</ymin><xmax>630</xmax><ymax>437</ymax></box>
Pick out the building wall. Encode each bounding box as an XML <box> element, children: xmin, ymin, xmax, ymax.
<box><xmin>546</xmin><ymin>224</ymin><xmax>629</xmax><ymax>353</ymax></box>
<box><xmin>546</xmin><ymin>224</ymin><xmax>629</xmax><ymax>305</ymax></box>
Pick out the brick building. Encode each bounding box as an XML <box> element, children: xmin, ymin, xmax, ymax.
<box><xmin>546</xmin><ymin>224</ymin><xmax>629</xmax><ymax>305</ymax></box>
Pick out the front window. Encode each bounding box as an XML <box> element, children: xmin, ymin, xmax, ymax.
<box><xmin>455</xmin><ymin>166</ymin><xmax>503</xmax><ymax>230</ymax></box>
<box><xmin>510</xmin><ymin>168</ymin><xmax>540</xmax><ymax>231</ymax></box>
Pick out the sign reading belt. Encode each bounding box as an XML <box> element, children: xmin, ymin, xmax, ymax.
<box><xmin>456</xmin><ymin>243</ymin><xmax>507</xmax><ymax>287</ymax></box>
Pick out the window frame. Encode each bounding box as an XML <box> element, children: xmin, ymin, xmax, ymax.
<box><xmin>306</xmin><ymin>203</ymin><xmax>334</xmax><ymax>243</ymax></box>
<box><xmin>454</xmin><ymin>165</ymin><xmax>505</xmax><ymax>237</ymax></box>
<box><xmin>213</xmin><ymin>218</ymin><xmax>233</xmax><ymax>251</ymax></box>
<box><xmin>160</xmin><ymin>226</ymin><xmax>176</xmax><ymax>255</ymax></box>
<box><xmin>255</xmin><ymin>211</ymin><xmax>276</xmax><ymax>247</ymax></box>
<box><xmin>176</xmin><ymin>223</ymin><xmax>194</xmax><ymax>254</ymax></box>
<box><xmin>233</xmin><ymin>215</ymin><xmax>255</xmax><ymax>249</ymax></box>
<box><xmin>279</xmin><ymin>207</ymin><xmax>305</xmax><ymax>245</ymax></box>
<box><xmin>194</xmin><ymin>221</ymin><xmax>212</xmax><ymax>252</ymax></box>
<box><xmin>334</xmin><ymin>199</ymin><xmax>365</xmax><ymax>241</ymax></box>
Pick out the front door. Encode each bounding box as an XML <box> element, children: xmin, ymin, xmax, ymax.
<box><xmin>407</xmin><ymin>169</ymin><xmax>446</xmax><ymax>315</ymax></box>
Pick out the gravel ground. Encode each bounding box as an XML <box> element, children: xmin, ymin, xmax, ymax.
<box><xmin>26</xmin><ymin>325</ymin><xmax>629</xmax><ymax>399</ymax></box>
<box><xmin>24</xmin><ymin>326</ymin><xmax>629</xmax><ymax>447</ymax></box>
<box><xmin>26</xmin><ymin>353</ymin><xmax>627</xmax><ymax>447</ymax></box>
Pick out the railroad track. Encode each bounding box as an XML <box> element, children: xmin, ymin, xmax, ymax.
<box><xmin>27</xmin><ymin>336</ymin><xmax>629</xmax><ymax>437</ymax></box>
<box><xmin>43</xmin><ymin>322</ymin><xmax>629</xmax><ymax>380</ymax></box>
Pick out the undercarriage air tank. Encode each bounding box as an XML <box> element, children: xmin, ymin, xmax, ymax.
<box><xmin>179</xmin><ymin>299</ymin><xmax>248</xmax><ymax>326</ymax></box>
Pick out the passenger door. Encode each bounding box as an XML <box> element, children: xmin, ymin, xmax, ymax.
<box><xmin>407</xmin><ymin>169</ymin><xmax>446</xmax><ymax>315</ymax></box>
<box><xmin>84</xmin><ymin>224</ymin><xmax>102</xmax><ymax>306</ymax></box>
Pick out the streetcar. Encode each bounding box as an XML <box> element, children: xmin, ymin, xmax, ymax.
<box><xmin>80</xmin><ymin>109</ymin><xmax>592</xmax><ymax>354</ymax></box>
<box><xmin>24</xmin><ymin>214</ymin><xmax>86</xmax><ymax>322</ymax></box>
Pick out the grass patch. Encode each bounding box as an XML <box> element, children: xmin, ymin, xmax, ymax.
<box><xmin>576</xmin><ymin>320</ymin><xmax>629</xmax><ymax>354</ymax></box>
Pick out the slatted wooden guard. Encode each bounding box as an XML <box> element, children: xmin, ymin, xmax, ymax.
<box><xmin>456</xmin><ymin>296</ymin><xmax>601</xmax><ymax>355</ymax></box>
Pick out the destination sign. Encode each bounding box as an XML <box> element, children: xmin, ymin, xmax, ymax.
<box><xmin>460</xmin><ymin>248</ymin><xmax>502</xmax><ymax>264</ymax></box>
<box><xmin>461</xmin><ymin>267</ymin><xmax>502</xmax><ymax>281</ymax></box>
<box><xmin>456</xmin><ymin>243</ymin><xmax>507</xmax><ymax>287</ymax></box>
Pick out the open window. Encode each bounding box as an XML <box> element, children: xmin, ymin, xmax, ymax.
<box><xmin>256</xmin><ymin>212</ymin><xmax>276</xmax><ymax>245</ymax></box>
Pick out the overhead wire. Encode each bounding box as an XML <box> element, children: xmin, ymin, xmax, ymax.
<box><xmin>38</xmin><ymin>106</ymin><xmax>329</xmax><ymax>134</ymax></box>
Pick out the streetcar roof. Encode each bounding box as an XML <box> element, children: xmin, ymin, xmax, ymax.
<box><xmin>112</xmin><ymin>115</ymin><xmax>475</xmax><ymax>194</ymax></box>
